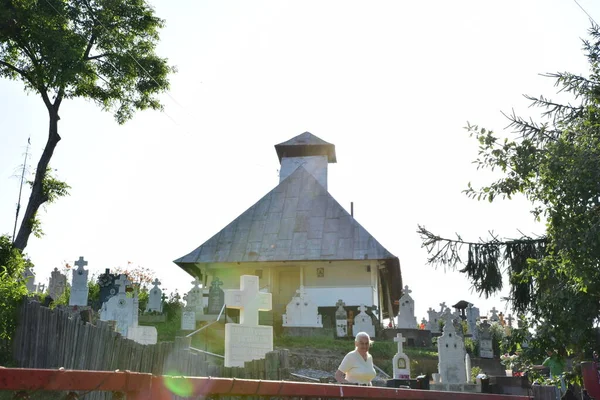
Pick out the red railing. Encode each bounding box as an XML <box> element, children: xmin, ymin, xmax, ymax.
<box><xmin>0</xmin><ymin>368</ymin><xmax>532</xmax><ymax>400</ymax></box>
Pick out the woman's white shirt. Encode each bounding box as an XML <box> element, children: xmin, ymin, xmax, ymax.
<box><xmin>338</xmin><ymin>349</ymin><xmax>376</xmax><ymax>385</ymax></box>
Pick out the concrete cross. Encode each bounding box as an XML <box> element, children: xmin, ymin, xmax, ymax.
<box><xmin>191</xmin><ymin>278</ymin><xmax>201</xmax><ymax>288</ymax></box>
<box><xmin>439</xmin><ymin>302</ymin><xmax>446</xmax><ymax>312</ymax></box>
<box><xmin>394</xmin><ymin>333</ymin><xmax>406</xmax><ymax>354</ymax></box>
<box><xmin>211</xmin><ymin>277</ymin><xmax>223</xmax><ymax>288</ymax></box>
<box><xmin>74</xmin><ymin>256</ymin><xmax>88</xmax><ymax>269</ymax></box>
<box><xmin>358</xmin><ymin>304</ymin><xmax>367</xmax><ymax>314</ymax></box>
<box><xmin>224</xmin><ymin>275</ymin><xmax>272</xmax><ymax>326</ymax></box>
<box><xmin>152</xmin><ymin>278</ymin><xmax>161</xmax><ymax>288</ymax></box>
<box><xmin>115</xmin><ymin>274</ymin><xmax>131</xmax><ymax>294</ymax></box>
<box><xmin>506</xmin><ymin>314</ymin><xmax>514</xmax><ymax>327</ymax></box>
<box><xmin>336</xmin><ymin>299</ymin><xmax>345</xmax><ymax>308</ymax></box>
<box><xmin>403</xmin><ymin>285</ymin><xmax>412</xmax><ymax>296</ymax></box>
<box><xmin>490</xmin><ymin>307</ymin><xmax>499</xmax><ymax>321</ymax></box>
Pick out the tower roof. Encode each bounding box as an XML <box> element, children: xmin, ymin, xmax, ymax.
<box><xmin>274</xmin><ymin>132</ymin><xmax>337</xmax><ymax>164</ymax></box>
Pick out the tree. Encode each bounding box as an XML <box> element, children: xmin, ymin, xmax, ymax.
<box><xmin>418</xmin><ymin>24</ymin><xmax>600</xmax><ymax>356</ymax></box>
<box><xmin>0</xmin><ymin>0</ymin><xmax>174</xmax><ymax>250</ymax></box>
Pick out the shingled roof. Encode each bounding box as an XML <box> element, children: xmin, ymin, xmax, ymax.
<box><xmin>274</xmin><ymin>131</ymin><xmax>337</xmax><ymax>163</ymax></box>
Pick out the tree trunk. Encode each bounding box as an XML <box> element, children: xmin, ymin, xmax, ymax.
<box><xmin>13</xmin><ymin>109</ymin><xmax>61</xmax><ymax>251</ymax></box>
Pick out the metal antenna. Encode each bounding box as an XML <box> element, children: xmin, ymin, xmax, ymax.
<box><xmin>13</xmin><ymin>137</ymin><xmax>31</xmax><ymax>243</ymax></box>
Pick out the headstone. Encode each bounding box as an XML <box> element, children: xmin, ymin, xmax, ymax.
<box><xmin>282</xmin><ymin>286</ymin><xmax>322</xmax><ymax>327</ymax></box>
<box><xmin>479</xmin><ymin>320</ymin><xmax>493</xmax><ymax>358</ymax></box>
<box><xmin>181</xmin><ymin>310</ymin><xmax>196</xmax><ymax>330</ymax></box>
<box><xmin>98</xmin><ymin>268</ymin><xmax>118</xmax><ymax>306</ymax></box>
<box><xmin>69</xmin><ymin>256</ymin><xmax>89</xmax><ymax>306</ymax></box>
<box><xmin>466</xmin><ymin>304</ymin><xmax>480</xmax><ymax>340</ymax></box>
<box><xmin>22</xmin><ymin>267</ymin><xmax>36</xmax><ymax>292</ymax></box>
<box><xmin>127</xmin><ymin>325</ymin><xmax>158</xmax><ymax>345</ymax></box>
<box><xmin>335</xmin><ymin>299</ymin><xmax>348</xmax><ymax>337</ymax></box>
<box><xmin>146</xmin><ymin>278</ymin><xmax>163</xmax><ymax>313</ymax></box>
<box><xmin>393</xmin><ymin>333</ymin><xmax>411</xmax><ymax>379</ymax></box>
<box><xmin>506</xmin><ymin>314</ymin><xmax>514</xmax><ymax>328</ymax></box>
<box><xmin>185</xmin><ymin>278</ymin><xmax>204</xmax><ymax>320</ymax></box>
<box><xmin>224</xmin><ymin>275</ymin><xmax>273</xmax><ymax>367</ymax></box>
<box><xmin>505</xmin><ymin>314</ymin><xmax>513</xmax><ymax>336</ymax></box>
<box><xmin>426</xmin><ymin>307</ymin><xmax>440</xmax><ymax>333</ymax></box>
<box><xmin>352</xmin><ymin>304</ymin><xmax>375</xmax><ymax>338</ymax></box>
<box><xmin>100</xmin><ymin>274</ymin><xmax>135</xmax><ymax>337</ymax></box>
<box><xmin>48</xmin><ymin>267</ymin><xmax>67</xmax><ymax>300</ymax></box>
<box><xmin>397</xmin><ymin>285</ymin><xmax>418</xmax><ymax>329</ymax></box>
<box><xmin>207</xmin><ymin>277</ymin><xmax>225</xmax><ymax>314</ymax></box>
<box><xmin>465</xmin><ymin>353</ymin><xmax>472</xmax><ymax>383</ymax></box>
<box><xmin>489</xmin><ymin>307</ymin><xmax>499</xmax><ymax>322</ymax></box>
<box><xmin>437</xmin><ymin>309</ymin><xmax>467</xmax><ymax>384</ymax></box>
<box><xmin>36</xmin><ymin>283</ymin><xmax>46</xmax><ymax>294</ymax></box>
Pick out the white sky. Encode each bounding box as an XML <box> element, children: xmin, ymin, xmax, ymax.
<box><xmin>0</xmin><ymin>0</ymin><xmax>598</xmax><ymax>323</ymax></box>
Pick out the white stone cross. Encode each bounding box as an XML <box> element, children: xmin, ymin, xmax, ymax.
<box><xmin>439</xmin><ymin>302</ymin><xmax>446</xmax><ymax>312</ymax></box>
<box><xmin>336</xmin><ymin>299</ymin><xmax>345</xmax><ymax>308</ymax></box>
<box><xmin>403</xmin><ymin>285</ymin><xmax>412</xmax><ymax>296</ymax></box>
<box><xmin>74</xmin><ymin>256</ymin><xmax>88</xmax><ymax>269</ymax></box>
<box><xmin>115</xmin><ymin>274</ymin><xmax>131</xmax><ymax>294</ymax></box>
<box><xmin>225</xmin><ymin>275</ymin><xmax>272</xmax><ymax>326</ymax></box>
<box><xmin>191</xmin><ymin>278</ymin><xmax>201</xmax><ymax>288</ymax></box>
<box><xmin>152</xmin><ymin>278</ymin><xmax>161</xmax><ymax>288</ymax></box>
<box><xmin>507</xmin><ymin>314</ymin><xmax>514</xmax><ymax>327</ymax></box>
<box><xmin>358</xmin><ymin>304</ymin><xmax>367</xmax><ymax>314</ymax></box>
<box><xmin>394</xmin><ymin>333</ymin><xmax>406</xmax><ymax>354</ymax></box>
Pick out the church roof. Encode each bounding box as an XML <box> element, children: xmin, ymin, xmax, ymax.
<box><xmin>274</xmin><ymin>132</ymin><xmax>337</xmax><ymax>163</ymax></box>
<box><xmin>174</xmin><ymin>165</ymin><xmax>398</xmax><ymax>266</ymax></box>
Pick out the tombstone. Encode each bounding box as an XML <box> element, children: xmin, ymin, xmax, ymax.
<box><xmin>465</xmin><ymin>353</ymin><xmax>472</xmax><ymax>383</ymax></box>
<box><xmin>466</xmin><ymin>304</ymin><xmax>480</xmax><ymax>340</ymax></box>
<box><xmin>97</xmin><ymin>268</ymin><xmax>118</xmax><ymax>307</ymax></box>
<box><xmin>224</xmin><ymin>275</ymin><xmax>273</xmax><ymax>367</ymax></box>
<box><xmin>48</xmin><ymin>267</ymin><xmax>67</xmax><ymax>300</ymax></box>
<box><xmin>69</xmin><ymin>256</ymin><xmax>89</xmax><ymax>306</ymax></box>
<box><xmin>437</xmin><ymin>309</ymin><xmax>467</xmax><ymax>384</ymax></box>
<box><xmin>426</xmin><ymin>307</ymin><xmax>440</xmax><ymax>333</ymax></box>
<box><xmin>282</xmin><ymin>286</ymin><xmax>323</xmax><ymax>327</ymax></box>
<box><xmin>505</xmin><ymin>314</ymin><xmax>514</xmax><ymax>336</ymax></box>
<box><xmin>335</xmin><ymin>299</ymin><xmax>348</xmax><ymax>337</ymax></box>
<box><xmin>181</xmin><ymin>310</ymin><xmax>196</xmax><ymax>331</ymax></box>
<box><xmin>100</xmin><ymin>275</ymin><xmax>135</xmax><ymax>337</ymax></box>
<box><xmin>22</xmin><ymin>267</ymin><xmax>36</xmax><ymax>292</ymax></box>
<box><xmin>479</xmin><ymin>320</ymin><xmax>493</xmax><ymax>358</ymax></box>
<box><xmin>127</xmin><ymin>325</ymin><xmax>158</xmax><ymax>345</ymax></box>
<box><xmin>489</xmin><ymin>307</ymin><xmax>499</xmax><ymax>322</ymax></box>
<box><xmin>393</xmin><ymin>333</ymin><xmax>411</xmax><ymax>379</ymax></box>
<box><xmin>146</xmin><ymin>278</ymin><xmax>163</xmax><ymax>313</ymax></box>
<box><xmin>207</xmin><ymin>277</ymin><xmax>225</xmax><ymax>314</ymax></box>
<box><xmin>352</xmin><ymin>304</ymin><xmax>375</xmax><ymax>338</ymax></box>
<box><xmin>36</xmin><ymin>283</ymin><xmax>46</xmax><ymax>294</ymax></box>
<box><xmin>397</xmin><ymin>285</ymin><xmax>418</xmax><ymax>329</ymax></box>
<box><xmin>185</xmin><ymin>278</ymin><xmax>204</xmax><ymax>320</ymax></box>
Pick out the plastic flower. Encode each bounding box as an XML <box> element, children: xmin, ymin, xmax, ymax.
<box><xmin>500</xmin><ymin>353</ymin><xmax>518</xmax><ymax>369</ymax></box>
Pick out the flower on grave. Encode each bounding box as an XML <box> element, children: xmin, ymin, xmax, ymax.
<box><xmin>500</xmin><ymin>353</ymin><xmax>519</xmax><ymax>370</ymax></box>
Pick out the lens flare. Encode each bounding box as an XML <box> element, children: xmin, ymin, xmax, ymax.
<box><xmin>163</xmin><ymin>370</ymin><xmax>194</xmax><ymax>397</ymax></box>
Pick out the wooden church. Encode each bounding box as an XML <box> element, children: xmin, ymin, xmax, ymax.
<box><xmin>174</xmin><ymin>132</ymin><xmax>402</xmax><ymax>327</ymax></box>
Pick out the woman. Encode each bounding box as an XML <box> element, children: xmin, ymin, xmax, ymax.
<box><xmin>335</xmin><ymin>332</ymin><xmax>376</xmax><ymax>386</ymax></box>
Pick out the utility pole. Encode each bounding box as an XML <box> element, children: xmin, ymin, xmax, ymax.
<box><xmin>13</xmin><ymin>137</ymin><xmax>31</xmax><ymax>243</ymax></box>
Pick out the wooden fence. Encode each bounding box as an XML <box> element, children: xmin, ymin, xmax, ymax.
<box><xmin>12</xmin><ymin>299</ymin><xmax>290</xmax><ymax>380</ymax></box>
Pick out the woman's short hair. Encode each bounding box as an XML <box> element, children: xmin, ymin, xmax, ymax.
<box><xmin>354</xmin><ymin>331</ymin><xmax>374</xmax><ymax>345</ymax></box>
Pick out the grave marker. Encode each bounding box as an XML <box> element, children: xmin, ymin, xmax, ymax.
<box><xmin>146</xmin><ymin>278</ymin><xmax>163</xmax><ymax>313</ymax></box>
<box><xmin>352</xmin><ymin>304</ymin><xmax>375</xmax><ymax>338</ymax></box>
<box><xmin>393</xmin><ymin>333</ymin><xmax>410</xmax><ymax>379</ymax></box>
<box><xmin>69</xmin><ymin>256</ymin><xmax>89</xmax><ymax>306</ymax></box>
<box><xmin>48</xmin><ymin>267</ymin><xmax>67</xmax><ymax>300</ymax></box>
<box><xmin>207</xmin><ymin>277</ymin><xmax>225</xmax><ymax>314</ymax></box>
<box><xmin>335</xmin><ymin>299</ymin><xmax>348</xmax><ymax>337</ymax></box>
<box><xmin>397</xmin><ymin>285</ymin><xmax>418</xmax><ymax>329</ymax></box>
<box><xmin>282</xmin><ymin>286</ymin><xmax>322</xmax><ymax>327</ymax></box>
<box><xmin>437</xmin><ymin>309</ymin><xmax>467</xmax><ymax>383</ymax></box>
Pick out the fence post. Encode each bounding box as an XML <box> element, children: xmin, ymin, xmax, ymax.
<box><xmin>265</xmin><ymin>351</ymin><xmax>279</xmax><ymax>380</ymax></box>
<box><xmin>278</xmin><ymin>349</ymin><xmax>290</xmax><ymax>380</ymax></box>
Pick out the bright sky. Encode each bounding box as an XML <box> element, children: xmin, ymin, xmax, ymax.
<box><xmin>0</xmin><ymin>0</ymin><xmax>598</xmax><ymax>324</ymax></box>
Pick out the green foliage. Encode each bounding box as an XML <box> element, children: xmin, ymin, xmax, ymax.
<box><xmin>88</xmin><ymin>277</ymin><xmax>99</xmax><ymax>305</ymax></box>
<box><xmin>419</xmin><ymin>24</ymin><xmax>600</xmax><ymax>356</ymax></box>
<box><xmin>0</xmin><ymin>235</ymin><xmax>28</xmax><ymax>363</ymax></box>
<box><xmin>162</xmin><ymin>291</ymin><xmax>183</xmax><ymax>322</ymax></box>
<box><xmin>465</xmin><ymin>337</ymin><xmax>479</xmax><ymax>357</ymax></box>
<box><xmin>471</xmin><ymin>366</ymin><xmax>483</xmax><ymax>383</ymax></box>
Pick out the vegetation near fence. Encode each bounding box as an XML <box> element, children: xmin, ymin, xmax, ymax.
<box><xmin>11</xmin><ymin>299</ymin><xmax>290</xmax><ymax>381</ymax></box>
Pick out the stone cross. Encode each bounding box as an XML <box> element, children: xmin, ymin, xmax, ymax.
<box><xmin>115</xmin><ymin>274</ymin><xmax>131</xmax><ymax>294</ymax></box>
<box><xmin>336</xmin><ymin>299</ymin><xmax>345</xmax><ymax>308</ymax></box>
<box><xmin>358</xmin><ymin>304</ymin><xmax>367</xmax><ymax>314</ymax></box>
<box><xmin>191</xmin><ymin>278</ymin><xmax>201</xmax><ymax>288</ymax></box>
<box><xmin>211</xmin><ymin>277</ymin><xmax>223</xmax><ymax>288</ymax></box>
<box><xmin>403</xmin><ymin>285</ymin><xmax>412</xmax><ymax>296</ymax></box>
<box><xmin>394</xmin><ymin>333</ymin><xmax>406</xmax><ymax>354</ymax></box>
<box><xmin>439</xmin><ymin>302</ymin><xmax>446</xmax><ymax>312</ymax></box>
<box><xmin>507</xmin><ymin>314</ymin><xmax>514</xmax><ymax>327</ymax></box>
<box><xmin>152</xmin><ymin>278</ymin><xmax>161</xmax><ymax>288</ymax></box>
<box><xmin>224</xmin><ymin>275</ymin><xmax>272</xmax><ymax>326</ymax></box>
<box><xmin>489</xmin><ymin>307</ymin><xmax>499</xmax><ymax>321</ymax></box>
<box><xmin>74</xmin><ymin>256</ymin><xmax>88</xmax><ymax>269</ymax></box>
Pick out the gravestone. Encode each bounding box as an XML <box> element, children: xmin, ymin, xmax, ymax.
<box><xmin>437</xmin><ymin>309</ymin><xmax>467</xmax><ymax>384</ymax></box>
<box><xmin>127</xmin><ymin>325</ymin><xmax>158</xmax><ymax>345</ymax></box>
<box><xmin>465</xmin><ymin>353</ymin><xmax>472</xmax><ymax>383</ymax></box>
<box><xmin>426</xmin><ymin>307</ymin><xmax>440</xmax><ymax>333</ymax></box>
<box><xmin>97</xmin><ymin>269</ymin><xmax>118</xmax><ymax>307</ymax></box>
<box><xmin>479</xmin><ymin>320</ymin><xmax>493</xmax><ymax>358</ymax></box>
<box><xmin>224</xmin><ymin>275</ymin><xmax>273</xmax><ymax>367</ymax></box>
<box><xmin>352</xmin><ymin>304</ymin><xmax>375</xmax><ymax>338</ymax></box>
<box><xmin>505</xmin><ymin>314</ymin><xmax>514</xmax><ymax>336</ymax></box>
<box><xmin>397</xmin><ymin>285</ymin><xmax>418</xmax><ymax>329</ymax></box>
<box><xmin>489</xmin><ymin>307</ymin><xmax>499</xmax><ymax>322</ymax></box>
<box><xmin>146</xmin><ymin>278</ymin><xmax>163</xmax><ymax>313</ymax></box>
<box><xmin>282</xmin><ymin>286</ymin><xmax>323</xmax><ymax>327</ymax></box>
<box><xmin>36</xmin><ymin>283</ymin><xmax>45</xmax><ymax>294</ymax></box>
<box><xmin>185</xmin><ymin>278</ymin><xmax>204</xmax><ymax>320</ymax></box>
<box><xmin>48</xmin><ymin>267</ymin><xmax>67</xmax><ymax>300</ymax></box>
<box><xmin>466</xmin><ymin>304</ymin><xmax>480</xmax><ymax>340</ymax></box>
<box><xmin>69</xmin><ymin>256</ymin><xmax>89</xmax><ymax>306</ymax></box>
<box><xmin>335</xmin><ymin>299</ymin><xmax>348</xmax><ymax>337</ymax></box>
<box><xmin>181</xmin><ymin>310</ymin><xmax>196</xmax><ymax>331</ymax></box>
<box><xmin>23</xmin><ymin>267</ymin><xmax>36</xmax><ymax>292</ymax></box>
<box><xmin>207</xmin><ymin>277</ymin><xmax>225</xmax><ymax>314</ymax></box>
<box><xmin>100</xmin><ymin>275</ymin><xmax>135</xmax><ymax>337</ymax></box>
<box><xmin>393</xmin><ymin>333</ymin><xmax>410</xmax><ymax>379</ymax></box>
